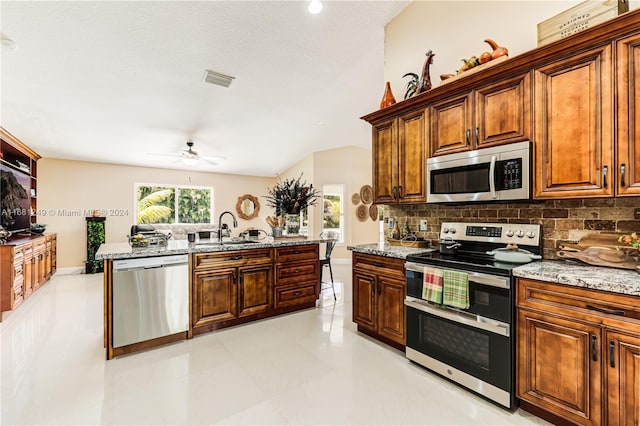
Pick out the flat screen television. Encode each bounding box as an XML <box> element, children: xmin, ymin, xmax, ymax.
<box><xmin>1</xmin><ymin>163</ymin><xmax>32</xmax><ymax>233</ymax></box>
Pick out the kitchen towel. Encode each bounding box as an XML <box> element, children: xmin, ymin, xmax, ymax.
<box><xmin>422</xmin><ymin>267</ymin><xmax>444</xmax><ymax>304</ymax></box>
<box><xmin>443</xmin><ymin>270</ymin><xmax>470</xmax><ymax>309</ymax></box>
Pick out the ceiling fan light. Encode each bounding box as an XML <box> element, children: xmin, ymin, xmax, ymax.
<box><xmin>182</xmin><ymin>157</ymin><xmax>199</xmax><ymax>167</ymax></box>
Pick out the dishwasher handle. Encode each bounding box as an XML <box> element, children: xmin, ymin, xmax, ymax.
<box><xmin>113</xmin><ymin>254</ymin><xmax>188</xmax><ymax>272</ymax></box>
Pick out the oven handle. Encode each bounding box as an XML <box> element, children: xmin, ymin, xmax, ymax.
<box><xmin>405</xmin><ymin>262</ymin><xmax>510</xmax><ymax>289</ymax></box>
<box><xmin>405</xmin><ymin>298</ymin><xmax>510</xmax><ymax>337</ymax></box>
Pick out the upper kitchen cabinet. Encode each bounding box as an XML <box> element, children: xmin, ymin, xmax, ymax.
<box><xmin>429</xmin><ymin>72</ymin><xmax>532</xmax><ymax>157</ymax></box>
<box><xmin>372</xmin><ymin>108</ymin><xmax>426</xmax><ymax>204</ymax></box>
<box><xmin>533</xmin><ymin>44</ymin><xmax>614</xmax><ymax>199</ymax></box>
<box><xmin>616</xmin><ymin>32</ymin><xmax>640</xmax><ymax>196</ymax></box>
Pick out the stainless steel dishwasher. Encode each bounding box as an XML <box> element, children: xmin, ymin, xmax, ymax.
<box><xmin>112</xmin><ymin>254</ymin><xmax>189</xmax><ymax>348</ymax></box>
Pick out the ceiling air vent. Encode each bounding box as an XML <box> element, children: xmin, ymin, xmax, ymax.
<box><xmin>202</xmin><ymin>69</ymin><xmax>235</xmax><ymax>87</ymax></box>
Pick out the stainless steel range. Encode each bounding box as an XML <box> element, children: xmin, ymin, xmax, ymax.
<box><xmin>404</xmin><ymin>221</ymin><xmax>542</xmax><ymax>409</ymax></box>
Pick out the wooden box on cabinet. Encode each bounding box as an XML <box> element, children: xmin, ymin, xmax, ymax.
<box><xmin>352</xmin><ymin>252</ymin><xmax>406</xmax><ymax>350</ymax></box>
<box><xmin>516</xmin><ymin>278</ymin><xmax>640</xmax><ymax>426</ymax></box>
<box><xmin>372</xmin><ymin>108</ymin><xmax>426</xmax><ymax>204</ymax></box>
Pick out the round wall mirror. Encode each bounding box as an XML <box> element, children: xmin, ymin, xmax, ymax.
<box><xmin>236</xmin><ymin>194</ymin><xmax>261</xmax><ymax>220</ymax></box>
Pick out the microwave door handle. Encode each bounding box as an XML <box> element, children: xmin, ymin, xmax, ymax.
<box><xmin>489</xmin><ymin>155</ymin><xmax>497</xmax><ymax>199</ymax></box>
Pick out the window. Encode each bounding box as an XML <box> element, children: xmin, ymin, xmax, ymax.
<box><xmin>135</xmin><ymin>184</ymin><xmax>213</xmax><ymax>224</ymax></box>
<box><xmin>321</xmin><ymin>184</ymin><xmax>344</xmax><ymax>243</ymax></box>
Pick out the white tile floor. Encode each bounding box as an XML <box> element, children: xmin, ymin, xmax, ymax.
<box><xmin>0</xmin><ymin>263</ymin><xmax>551</xmax><ymax>425</ymax></box>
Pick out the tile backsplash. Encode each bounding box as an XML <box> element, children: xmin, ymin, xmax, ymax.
<box><xmin>383</xmin><ymin>198</ymin><xmax>640</xmax><ymax>259</ymax></box>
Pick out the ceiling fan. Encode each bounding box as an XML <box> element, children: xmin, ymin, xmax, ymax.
<box><xmin>151</xmin><ymin>140</ymin><xmax>226</xmax><ymax>167</ymax></box>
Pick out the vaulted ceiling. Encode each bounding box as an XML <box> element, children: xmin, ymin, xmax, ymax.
<box><xmin>1</xmin><ymin>1</ymin><xmax>409</xmax><ymax>176</ymax></box>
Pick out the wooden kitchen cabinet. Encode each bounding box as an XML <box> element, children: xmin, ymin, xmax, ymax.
<box><xmin>533</xmin><ymin>44</ymin><xmax>614</xmax><ymax>199</ymax></box>
<box><xmin>0</xmin><ymin>234</ymin><xmax>57</xmax><ymax>319</ymax></box>
<box><xmin>429</xmin><ymin>72</ymin><xmax>531</xmax><ymax>157</ymax></box>
<box><xmin>616</xmin><ymin>32</ymin><xmax>640</xmax><ymax>196</ymax></box>
<box><xmin>352</xmin><ymin>252</ymin><xmax>406</xmax><ymax>349</ymax></box>
<box><xmin>517</xmin><ymin>278</ymin><xmax>640</xmax><ymax>425</ymax></box>
<box><xmin>191</xmin><ymin>248</ymin><xmax>272</xmax><ymax>333</ymax></box>
<box><xmin>372</xmin><ymin>107</ymin><xmax>426</xmax><ymax>204</ymax></box>
<box><xmin>274</xmin><ymin>244</ymin><xmax>319</xmax><ymax>310</ymax></box>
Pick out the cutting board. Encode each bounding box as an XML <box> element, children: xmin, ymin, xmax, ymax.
<box><xmin>556</xmin><ymin>246</ymin><xmax>638</xmax><ymax>269</ymax></box>
<box><xmin>559</xmin><ymin>233</ymin><xmax>621</xmax><ymax>251</ymax></box>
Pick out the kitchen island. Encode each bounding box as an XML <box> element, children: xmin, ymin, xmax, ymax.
<box><xmin>96</xmin><ymin>238</ymin><xmax>326</xmax><ymax>359</ymax></box>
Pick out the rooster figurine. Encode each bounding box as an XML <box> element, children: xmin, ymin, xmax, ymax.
<box><xmin>417</xmin><ymin>50</ymin><xmax>435</xmax><ymax>94</ymax></box>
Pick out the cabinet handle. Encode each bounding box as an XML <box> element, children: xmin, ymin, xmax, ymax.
<box><xmin>372</xmin><ymin>262</ymin><xmax>384</xmax><ymax>268</ymax></box>
<box><xmin>294</xmin><ymin>291</ymin><xmax>301</xmax><ymax>296</ymax></box>
<box><xmin>372</xmin><ymin>279</ymin><xmax>376</xmax><ymax>294</ymax></box>
<box><xmin>620</xmin><ymin>163</ymin><xmax>626</xmax><ymax>187</ymax></box>
<box><xmin>294</xmin><ymin>269</ymin><xmax>301</xmax><ymax>273</ymax></box>
<box><xmin>609</xmin><ymin>341</ymin><xmax>616</xmax><ymax>368</ymax></box>
<box><xmin>377</xmin><ymin>279</ymin><xmax>381</xmax><ymax>295</ymax></box>
<box><xmin>586</xmin><ymin>304</ymin><xmax>625</xmax><ymax>316</ymax></box>
<box><xmin>603</xmin><ymin>165</ymin><xmax>608</xmax><ymax>189</ymax></box>
<box><xmin>233</xmin><ymin>271</ymin><xmax>237</xmax><ymax>281</ymax></box>
<box><xmin>475</xmin><ymin>127</ymin><xmax>479</xmax><ymax>145</ymax></box>
<box><xmin>239</xmin><ymin>273</ymin><xmax>243</xmax><ymax>285</ymax></box>
<box><xmin>398</xmin><ymin>185</ymin><xmax>403</xmax><ymax>199</ymax></box>
<box><xmin>591</xmin><ymin>335</ymin><xmax>598</xmax><ymax>362</ymax></box>
<box><xmin>466</xmin><ymin>128</ymin><xmax>471</xmax><ymax>145</ymax></box>
<box><xmin>230</xmin><ymin>255</ymin><xmax>243</xmax><ymax>260</ymax></box>
<box><xmin>392</xmin><ymin>186</ymin><xmax>397</xmax><ymax>200</ymax></box>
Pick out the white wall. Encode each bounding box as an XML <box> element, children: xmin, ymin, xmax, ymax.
<box><xmin>38</xmin><ymin>158</ymin><xmax>274</xmax><ymax>268</ymax></box>
<box><xmin>383</xmin><ymin>1</ymin><xmax>639</xmax><ymax>100</ymax></box>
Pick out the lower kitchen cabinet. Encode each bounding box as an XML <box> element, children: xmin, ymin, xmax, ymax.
<box><xmin>352</xmin><ymin>252</ymin><xmax>405</xmax><ymax>349</ymax></box>
<box><xmin>190</xmin><ymin>244</ymin><xmax>319</xmax><ymax>336</ymax></box>
<box><xmin>516</xmin><ymin>278</ymin><xmax>640</xmax><ymax>426</ymax></box>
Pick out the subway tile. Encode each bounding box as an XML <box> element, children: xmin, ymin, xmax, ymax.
<box><xmin>616</xmin><ymin>220</ymin><xmax>640</xmax><ymax>232</ymax></box>
<box><xmin>584</xmin><ymin>198</ymin><xmax>615</xmax><ymax>207</ymax></box>
<box><xmin>542</xmin><ymin>209</ymin><xmax>569</xmax><ymax>218</ymax></box>
<box><xmin>555</xmin><ymin>219</ymin><xmax>584</xmax><ymax>230</ymax></box>
<box><xmin>584</xmin><ymin>220</ymin><xmax>616</xmax><ymax>231</ymax></box>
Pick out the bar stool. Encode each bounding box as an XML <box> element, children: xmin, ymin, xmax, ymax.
<box><xmin>319</xmin><ymin>235</ymin><xmax>336</xmax><ymax>300</ymax></box>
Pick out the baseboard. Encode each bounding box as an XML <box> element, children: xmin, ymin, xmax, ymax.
<box><xmin>56</xmin><ymin>266</ymin><xmax>85</xmax><ymax>275</ymax></box>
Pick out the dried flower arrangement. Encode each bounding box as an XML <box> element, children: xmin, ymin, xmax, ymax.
<box><xmin>618</xmin><ymin>232</ymin><xmax>640</xmax><ymax>251</ymax></box>
<box><xmin>265</xmin><ymin>174</ymin><xmax>319</xmax><ymax>216</ymax></box>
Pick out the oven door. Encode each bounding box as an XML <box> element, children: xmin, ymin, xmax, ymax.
<box><xmin>405</xmin><ymin>262</ymin><xmax>512</xmax><ymax>323</ymax></box>
<box><xmin>405</xmin><ymin>298</ymin><xmax>513</xmax><ymax>408</ymax></box>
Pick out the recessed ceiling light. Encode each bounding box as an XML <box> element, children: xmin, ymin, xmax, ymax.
<box><xmin>308</xmin><ymin>0</ymin><xmax>323</xmax><ymax>14</ymax></box>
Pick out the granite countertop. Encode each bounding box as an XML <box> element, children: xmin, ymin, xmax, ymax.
<box><xmin>96</xmin><ymin>238</ymin><xmax>327</xmax><ymax>260</ymax></box>
<box><xmin>347</xmin><ymin>242</ymin><xmax>436</xmax><ymax>260</ymax></box>
<box><xmin>514</xmin><ymin>260</ymin><xmax>640</xmax><ymax>297</ymax></box>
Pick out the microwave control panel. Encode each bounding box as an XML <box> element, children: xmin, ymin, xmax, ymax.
<box><xmin>495</xmin><ymin>159</ymin><xmax>522</xmax><ymax>190</ymax></box>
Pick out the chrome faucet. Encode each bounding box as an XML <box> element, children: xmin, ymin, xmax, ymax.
<box><xmin>217</xmin><ymin>211</ymin><xmax>238</xmax><ymax>242</ymax></box>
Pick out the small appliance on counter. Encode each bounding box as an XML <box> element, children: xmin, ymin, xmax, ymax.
<box><xmin>128</xmin><ymin>224</ymin><xmax>172</xmax><ymax>248</ymax></box>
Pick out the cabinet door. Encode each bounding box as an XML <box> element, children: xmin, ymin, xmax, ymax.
<box><xmin>475</xmin><ymin>72</ymin><xmax>531</xmax><ymax>148</ymax></box>
<box><xmin>428</xmin><ymin>91</ymin><xmax>473</xmax><ymax>157</ymax></box>
<box><xmin>23</xmin><ymin>253</ymin><xmax>33</xmax><ymax>298</ymax></box>
<box><xmin>517</xmin><ymin>309</ymin><xmax>602</xmax><ymax>425</ymax></box>
<box><xmin>397</xmin><ymin>108</ymin><xmax>426</xmax><ymax>203</ymax></box>
<box><xmin>372</xmin><ymin>118</ymin><xmax>397</xmax><ymax>204</ymax></box>
<box><xmin>606</xmin><ymin>330</ymin><xmax>640</xmax><ymax>426</ymax></box>
<box><xmin>352</xmin><ymin>269</ymin><xmax>376</xmax><ymax>331</ymax></box>
<box><xmin>237</xmin><ymin>264</ymin><xmax>271</xmax><ymax>317</ymax></box>
<box><xmin>617</xmin><ymin>33</ymin><xmax>640</xmax><ymax>196</ymax></box>
<box><xmin>192</xmin><ymin>267</ymin><xmax>237</xmax><ymax>327</ymax></box>
<box><xmin>376</xmin><ymin>275</ymin><xmax>405</xmax><ymax>346</ymax></box>
<box><xmin>534</xmin><ymin>44</ymin><xmax>613</xmax><ymax>199</ymax></box>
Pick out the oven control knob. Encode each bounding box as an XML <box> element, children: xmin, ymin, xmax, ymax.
<box><xmin>516</xmin><ymin>230</ymin><xmax>525</xmax><ymax>238</ymax></box>
<box><xmin>505</xmin><ymin>230</ymin><xmax>514</xmax><ymax>237</ymax></box>
<box><xmin>526</xmin><ymin>231</ymin><xmax>536</xmax><ymax>239</ymax></box>
<box><xmin>443</xmin><ymin>228</ymin><xmax>449</xmax><ymax>234</ymax></box>
<box><xmin>449</xmin><ymin>228</ymin><xmax>457</xmax><ymax>234</ymax></box>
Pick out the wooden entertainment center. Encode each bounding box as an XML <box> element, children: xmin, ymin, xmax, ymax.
<box><xmin>0</xmin><ymin>127</ymin><xmax>57</xmax><ymax>320</ymax></box>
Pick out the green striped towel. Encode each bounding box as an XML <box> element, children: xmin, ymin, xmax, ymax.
<box><xmin>422</xmin><ymin>267</ymin><xmax>443</xmax><ymax>304</ymax></box>
<box><xmin>443</xmin><ymin>270</ymin><xmax>470</xmax><ymax>309</ymax></box>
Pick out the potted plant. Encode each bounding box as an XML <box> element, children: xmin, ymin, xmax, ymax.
<box><xmin>265</xmin><ymin>174</ymin><xmax>319</xmax><ymax>235</ymax></box>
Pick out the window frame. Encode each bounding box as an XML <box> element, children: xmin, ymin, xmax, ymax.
<box><xmin>134</xmin><ymin>182</ymin><xmax>214</xmax><ymax>225</ymax></box>
<box><xmin>321</xmin><ymin>184</ymin><xmax>345</xmax><ymax>244</ymax></box>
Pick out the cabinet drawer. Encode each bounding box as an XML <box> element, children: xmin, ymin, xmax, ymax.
<box><xmin>352</xmin><ymin>252</ymin><xmax>405</xmax><ymax>278</ymax></box>
<box><xmin>274</xmin><ymin>282</ymin><xmax>317</xmax><ymax>309</ymax></box>
<box><xmin>275</xmin><ymin>260</ymin><xmax>318</xmax><ymax>286</ymax></box>
<box><xmin>517</xmin><ymin>278</ymin><xmax>640</xmax><ymax>324</ymax></box>
<box><xmin>33</xmin><ymin>240</ymin><xmax>46</xmax><ymax>254</ymax></box>
<box><xmin>275</xmin><ymin>244</ymin><xmax>319</xmax><ymax>263</ymax></box>
<box><xmin>193</xmin><ymin>248</ymin><xmax>273</xmax><ymax>270</ymax></box>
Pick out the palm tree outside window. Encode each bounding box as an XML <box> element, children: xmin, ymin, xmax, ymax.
<box><xmin>135</xmin><ymin>183</ymin><xmax>214</xmax><ymax>224</ymax></box>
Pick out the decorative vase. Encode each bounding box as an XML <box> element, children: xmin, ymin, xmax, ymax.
<box><xmin>379</xmin><ymin>81</ymin><xmax>396</xmax><ymax>109</ymax></box>
<box><xmin>284</xmin><ymin>213</ymin><xmax>300</xmax><ymax>235</ymax></box>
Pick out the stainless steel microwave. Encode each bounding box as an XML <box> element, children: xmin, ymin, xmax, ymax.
<box><xmin>426</xmin><ymin>141</ymin><xmax>531</xmax><ymax>203</ymax></box>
